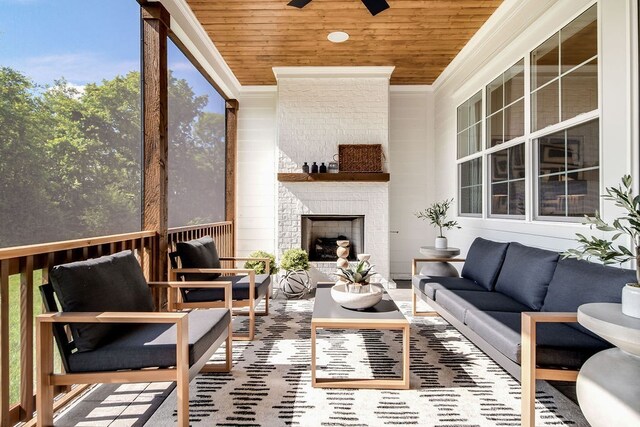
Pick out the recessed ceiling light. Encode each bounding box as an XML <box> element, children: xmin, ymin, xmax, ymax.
<box><xmin>327</xmin><ymin>31</ymin><xmax>349</xmax><ymax>43</ymax></box>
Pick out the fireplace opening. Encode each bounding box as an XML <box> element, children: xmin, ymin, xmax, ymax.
<box><xmin>301</xmin><ymin>215</ymin><xmax>365</xmax><ymax>262</ymax></box>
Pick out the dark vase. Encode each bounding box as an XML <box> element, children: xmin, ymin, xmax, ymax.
<box><xmin>302</xmin><ymin>162</ymin><xmax>309</xmax><ymax>173</ymax></box>
<box><xmin>319</xmin><ymin>162</ymin><xmax>327</xmax><ymax>173</ymax></box>
<box><xmin>311</xmin><ymin>162</ymin><xmax>319</xmax><ymax>173</ymax></box>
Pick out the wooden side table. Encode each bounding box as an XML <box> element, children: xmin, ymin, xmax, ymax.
<box><xmin>576</xmin><ymin>303</ymin><xmax>640</xmax><ymax>427</ymax></box>
<box><xmin>417</xmin><ymin>246</ymin><xmax>461</xmax><ymax>277</ymax></box>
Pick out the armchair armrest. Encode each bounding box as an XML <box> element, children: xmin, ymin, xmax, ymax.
<box><xmin>219</xmin><ymin>256</ymin><xmax>271</xmax><ymax>272</ymax></box>
<box><xmin>173</xmin><ymin>267</ymin><xmax>255</xmax><ymax>276</ymax></box>
<box><xmin>411</xmin><ymin>258</ymin><xmax>466</xmax><ymax>275</ymax></box>
<box><xmin>149</xmin><ymin>281</ymin><xmax>233</xmax><ymax>309</ymax></box>
<box><xmin>37</xmin><ymin>311</ymin><xmax>188</xmax><ymax>324</ymax></box>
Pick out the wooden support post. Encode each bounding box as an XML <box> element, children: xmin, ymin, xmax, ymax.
<box><xmin>142</xmin><ymin>3</ymin><xmax>170</xmax><ymax>282</ymax></box>
<box><xmin>1</xmin><ymin>260</ymin><xmax>10</xmax><ymax>427</ymax></box>
<box><xmin>225</xmin><ymin>99</ymin><xmax>238</xmax><ymax>257</ymax></box>
<box><xmin>521</xmin><ymin>312</ymin><xmax>536</xmax><ymax>427</ymax></box>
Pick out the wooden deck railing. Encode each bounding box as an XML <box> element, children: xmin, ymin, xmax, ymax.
<box><xmin>0</xmin><ymin>221</ymin><xmax>233</xmax><ymax>426</ymax></box>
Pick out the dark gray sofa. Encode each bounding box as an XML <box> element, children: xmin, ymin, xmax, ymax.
<box><xmin>412</xmin><ymin>237</ymin><xmax>635</xmax><ymax>379</ymax></box>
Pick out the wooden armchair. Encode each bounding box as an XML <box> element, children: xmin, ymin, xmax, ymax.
<box><xmin>170</xmin><ymin>236</ymin><xmax>272</xmax><ymax>341</ymax></box>
<box><xmin>36</xmin><ymin>251</ymin><xmax>232</xmax><ymax>427</ymax></box>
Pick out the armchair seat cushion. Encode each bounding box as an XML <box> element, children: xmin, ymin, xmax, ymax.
<box><xmin>68</xmin><ymin>309</ymin><xmax>230</xmax><ymax>373</ymax></box>
<box><xmin>435</xmin><ymin>289</ymin><xmax>529</xmax><ymax>323</ymax></box>
<box><xmin>183</xmin><ymin>274</ymin><xmax>271</xmax><ymax>303</ymax></box>
<box><xmin>464</xmin><ymin>310</ymin><xmax>609</xmax><ymax>369</ymax></box>
<box><xmin>49</xmin><ymin>251</ymin><xmax>154</xmax><ymax>352</ymax></box>
<box><xmin>412</xmin><ymin>276</ymin><xmax>485</xmax><ymax>300</ymax></box>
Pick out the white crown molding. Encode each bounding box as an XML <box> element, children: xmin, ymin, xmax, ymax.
<box><xmin>157</xmin><ymin>0</ymin><xmax>241</xmax><ymax>100</ymax></box>
<box><xmin>390</xmin><ymin>85</ymin><xmax>433</xmax><ymax>93</ymax></box>
<box><xmin>240</xmin><ymin>85</ymin><xmax>278</xmax><ymax>93</ymax></box>
<box><xmin>272</xmin><ymin>66</ymin><xmax>395</xmax><ymax>80</ymax></box>
<box><xmin>432</xmin><ymin>0</ymin><xmax>558</xmax><ymax>93</ymax></box>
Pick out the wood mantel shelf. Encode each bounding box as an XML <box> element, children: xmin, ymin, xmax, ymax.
<box><xmin>277</xmin><ymin>172</ymin><xmax>390</xmax><ymax>182</ymax></box>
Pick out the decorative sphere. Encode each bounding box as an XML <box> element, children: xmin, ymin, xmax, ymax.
<box><xmin>337</xmin><ymin>247</ymin><xmax>349</xmax><ymax>258</ymax></box>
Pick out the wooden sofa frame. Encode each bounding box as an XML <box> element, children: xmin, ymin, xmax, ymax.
<box><xmin>36</xmin><ymin>281</ymin><xmax>233</xmax><ymax>427</ymax></box>
<box><xmin>412</xmin><ymin>258</ymin><xmax>580</xmax><ymax>427</ymax></box>
<box><xmin>169</xmin><ymin>255</ymin><xmax>271</xmax><ymax>341</ymax></box>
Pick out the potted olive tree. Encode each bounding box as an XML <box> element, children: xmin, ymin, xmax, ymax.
<box><xmin>564</xmin><ymin>175</ymin><xmax>640</xmax><ymax>318</ymax></box>
<box><xmin>278</xmin><ymin>248</ymin><xmax>311</xmax><ymax>298</ymax></box>
<box><xmin>415</xmin><ymin>198</ymin><xmax>461</xmax><ymax>249</ymax></box>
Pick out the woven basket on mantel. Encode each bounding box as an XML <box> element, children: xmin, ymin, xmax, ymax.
<box><xmin>338</xmin><ymin>144</ymin><xmax>384</xmax><ymax>173</ymax></box>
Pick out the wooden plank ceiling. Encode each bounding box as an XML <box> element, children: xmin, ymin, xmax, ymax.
<box><xmin>187</xmin><ymin>0</ymin><xmax>503</xmax><ymax>85</ymax></box>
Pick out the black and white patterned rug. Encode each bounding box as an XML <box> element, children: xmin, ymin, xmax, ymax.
<box><xmin>137</xmin><ymin>299</ymin><xmax>587</xmax><ymax>426</ymax></box>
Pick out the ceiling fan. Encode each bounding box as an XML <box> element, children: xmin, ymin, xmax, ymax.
<box><xmin>287</xmin><ymin>0</ymin><xmax>390</xmax><ymax>17</ymax></box>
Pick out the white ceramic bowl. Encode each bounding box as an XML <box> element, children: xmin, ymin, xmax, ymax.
<box><xmin>331</xmin><ymin>283</ymin><xmax>383</xmax><ymax>310</ymax></box>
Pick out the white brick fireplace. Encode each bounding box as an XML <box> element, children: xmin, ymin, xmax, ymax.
<box><xmin>274</xmin><ymin>67</ymin><xmax>393</xmax><ymax>285</ymax></box>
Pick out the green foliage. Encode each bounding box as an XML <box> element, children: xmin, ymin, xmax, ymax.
<box><xmin>280</xmin><ymin>248</ymin><xmax>310</xmax><ymax>271</ymax></box>
<box><xmin>336</xmin><ymin>260</ymin><xmax>376</xmax><ymax>284</ymax></box>
<box><xmin>0</xmin><ymin>67</ymin><xmax>226</xmax><ymax>247</ymax></box>
<box><xmin>244</xmin><ymin>250</ymin><xmax>277</xmax><ymax>275</ymax></box>
<box><xmin>415</xmin><ymin>198</ymin><xmax>461</xmax><ymax>238</ymax></box>
<box><xmin>563</xmin><ymin>175</ymin><xmax>640</xmax><ymax>283</ymax></box>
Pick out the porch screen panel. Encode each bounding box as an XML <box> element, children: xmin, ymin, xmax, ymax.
<box><xmin>168</xmin><ymin>39</ymin><xmax>226</xmax><ymax>228</ymax></box>
<box><xmin>0</xmin><ymin>1</ymin><xmax>142</xmax><ymax>248</ymax></box>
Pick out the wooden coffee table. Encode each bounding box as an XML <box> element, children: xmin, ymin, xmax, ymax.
<box><xmin>311</xmin><ymin>283</ymin><xmax>410</xmax><ymax>389</ymax></box>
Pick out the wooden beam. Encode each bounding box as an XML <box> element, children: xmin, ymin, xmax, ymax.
<box><xmin>142</xmin><ymin>3</ymin><xmax>170</xmax><ymax>281</ymax></box>
<box><xmin>225</xmin><ymin>99</ymin><xmax>238</xmax><ymax>256</ymax></box>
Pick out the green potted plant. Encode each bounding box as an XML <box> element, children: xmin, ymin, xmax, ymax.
<box><xmin>415</xmin><ymin>198</ymin><xmax>461</xmax><ymax>249</ymax></box>
<box><xmin>335</xmin><ymin>259</ymin><xmax>376</xmax><ymax>292</ymax></box>
<box><xmin>244</xmin><ymin>250</ymin><xmax>277</xmax><ymax>275</ymax></box>
<box><xmin>564</xmin><ymin>175</ymin><xmax>640</xmax><ymax>318</ymax></box>
<box><xmin>278</xmin><ymin>248</ymin><xmax>311</xmax><ymax>298</ymax></box>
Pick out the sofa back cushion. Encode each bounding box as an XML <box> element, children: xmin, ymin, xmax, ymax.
<box><xmin>176</xmin><ymin>236</ymin><xmax>222</xmax><ymax>281</ymax></box>
<box><xmin>461</xmin><ymin>238</ymin><xmax>509</xmax><ymax>290</ymax></box>
<box><xmin>543</xmin><ymin>258</ymin><xmax>636</xmax><ymax>337</ymax></box>
<box><xmin>50</xmin><ymin>250</ymin><xmax>154</xmax><ymax>352</ymax></box>
<box><xmin>494</xmin><ymin>243</ymin><xmax>559</xmax><ymax>310</ymax></box>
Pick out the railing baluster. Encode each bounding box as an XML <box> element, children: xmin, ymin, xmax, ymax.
<box><xmin>19</xmin><ymin>256</ymin><xmax>34</xmax><ymax>421</ymax></box>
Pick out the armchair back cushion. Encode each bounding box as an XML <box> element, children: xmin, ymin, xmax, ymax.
<box><xmin>542</xmin><ymin>258</ymin><xmax>636</xmax><ymax>336</ymax></box>
<box><xmin>176</xmin><ymin>236</ymin><xmax>222</xmax><ymax>281</ymax></box>
<box><xmin>461</xmin><ymin>238</ymin><xmax>509</xmax><ymax>290</ymax></box>
<box><xmin>49</xmin><ymin>250</ymin><xmax>154</xmax><ymax>352</ymax></box>
<box><xmin>494</xmin><ymin>242</ymin><xmax>559</xmax><ymax>310</ymax></box>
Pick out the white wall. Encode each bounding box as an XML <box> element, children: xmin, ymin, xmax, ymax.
<box><xmin>236</xmin><ymin>90</ymin><xmax>277</xmax><ymax>256</ymax></box>
<box><xmin>431</xmin><ymin>0</ymin><xmax>638</xmax><ymax>258</ymax></box>
<box><xmin>389</xmin><ymin>88</ymin><xmax>435</xmax><ymax>279</ymax></box>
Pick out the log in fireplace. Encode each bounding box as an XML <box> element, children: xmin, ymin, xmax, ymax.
<box><xmin>301</xmin><ymin>215</ymin><xmax>365</xmax><ymax>262</ymax></box>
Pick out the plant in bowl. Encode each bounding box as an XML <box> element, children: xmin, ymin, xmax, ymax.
<box><xmin>335</xmin><ymin>259</ymin><xmax>376</xmax><ymax>293</ymax></box>
<box><xmin>563</xmin><ymin>175</ymin><xmax>640</xmax><ymax>318</ymax></box>
<box><xmin>244</xmin><ymin>250</ymin><xmax>277</xmax><ymax>275</ymax></box>
<box><xmin>415</xmin><ymin>198</ymin><xmax>460</xmax><ymax>249</ymax></box>
<box><xmin>278</xmin><ymin>248</ymin><xmax>311</xmax><ymax>298</ymax></box>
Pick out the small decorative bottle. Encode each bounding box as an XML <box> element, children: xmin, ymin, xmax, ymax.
<box><xmin>302</xmin><ymin>162</ymin><xmax>310</xmax><ymax>173</ymax></box>
<box><xmin>319</xmin><ymin>162</ymin><xmax>327</xmax><ymax>173</ymax></box>
<box><xmin>311</xmin><ymin>162</ymin><xmax>319</xmax><ymax>173</ymax></box>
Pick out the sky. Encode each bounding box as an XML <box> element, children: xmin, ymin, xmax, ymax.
<box><xmin>0</xmin><ymin>0</ymin><xmax>224</xmax><ymax>113</ymax></box>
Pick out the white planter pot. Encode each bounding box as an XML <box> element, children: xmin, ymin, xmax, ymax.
<box><xmin>435</xmin><ymin>237</ymin><xmax>448</xmax><ymax>249</ymax></box>
<box><xmin>621</xmin><ymin>283</ymin><xmax>640</xmax><ymax>319</ymax></box>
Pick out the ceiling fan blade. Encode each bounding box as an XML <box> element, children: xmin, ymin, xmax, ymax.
<box><xmin>361</xmin><ymin>0</ymin><xmax>390</xmax><ymax>16</ymax></box>
<box><xmin>287</xmin><ymin>0</ymin><xmax>313</xmax><ymax>8</ymax></box>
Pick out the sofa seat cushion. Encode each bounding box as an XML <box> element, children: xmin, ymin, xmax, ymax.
<box><xmin>542</xmin><ymin>258</ymin><xmax>636</xmax><ymax>337</ymax></box>
<box><xmin>494</xmin><ymin>242</ymin><xmax>559</xmax><ymax>310</ymax></box>
<box><xmin>176</xmin><ymin>236</ymin><xmax>222</xmax><ymax>281</ymax></box>
<box><xmin>465</xmin><ymin>310</ymin><xmax>609</xmax><ymax>369</ymax></box>
<box><xmin>461</xmin><ymin>238</ymin><xmax>509</xmax><ymax>291</ymax></box>
<box><xmin>50</xmin><ymin>251</ymin><xmax>154</xmax><ymax>352</ymax></box>
<box><xmin>435</xmin><ymin>289</ymin><xmax>529</xmax><ymax>323</ymax></box>
<box><xmin>183</xmin><ymin>274</ymin><xmax>271</xmax><ymax>303</ymax></box>
<box><xmin>68</xmin><ymin>308</ymin><xmax>230</xmax><ymax>373</ymax></box>
<box><xmin>412</xmin><ymin>275</ymin><xmax>485</xmax><ymax>300</ymax></box>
